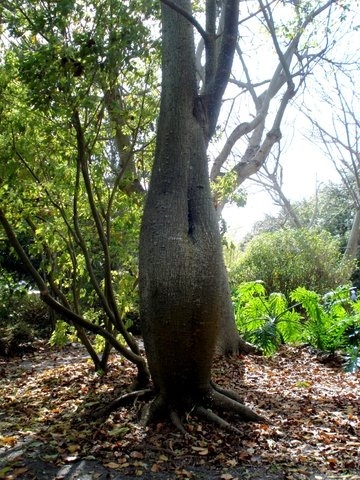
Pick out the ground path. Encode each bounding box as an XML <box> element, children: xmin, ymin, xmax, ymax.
<box><xmin>0</xmin><ymin>342</ymin><xmax>359</xmax><ymax>479</ymax></box>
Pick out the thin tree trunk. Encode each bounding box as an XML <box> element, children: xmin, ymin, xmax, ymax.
<box><xmin>344</xmin><ymin>208</ymin><xmax>360</xmax><ymax>260</ymax></box>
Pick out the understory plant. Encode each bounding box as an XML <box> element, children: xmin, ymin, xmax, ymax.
<box><xmin>227</xmin><ymin>229</ymin><xmax>353</xmax><ymax>297</ymax></box>
<box><xmin>233</xmin><ymin>281</ymin><xmax>302</xmax><ymax>355</ymax></box>
<box><xmin>0</xmin><ymin>271</ymin><xmax>49</xmax><ymax>355</ymax></box>
<box><xmin>291</xmin><ymin>285</ymin><xmax>360</xmax><ymax>372</ymax></box>
<box><xmin>234</xmin><ymin>281</ymin><xmax>360</xmax><ymax>371</ymax></box>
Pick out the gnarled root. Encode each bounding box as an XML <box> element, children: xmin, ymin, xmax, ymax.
<box><xmin>93</xmin><ymin>388</ymin><xmax>153</xmax><ymax>419</ymax></box>
<box><xmin>140</xmin><ymin>393</ymin><xmax>166</xmax><ymax>426</ymax></box>
<box><xmin>141</xmin><ymin>396</ymin><xmax>195</xmax><ymax>437</ymax></box>
<box><xmin>140</xmin><ymin>384</ymin><xmax>267</xmax><ymax>434</ymax></box>
<box><xmin>195</xmin><ymin>406</ymin><xmax>240</xmax><ymax>433</ymax></box>
<box><xmin>211</xmin><ymin>381</ymin><xmax>244</xmax><ymax>404</ymax></box>
<box><xmin>205</xmin><ymin>388</ymin><xmax>267</xmax><ymax>424</ymax></box>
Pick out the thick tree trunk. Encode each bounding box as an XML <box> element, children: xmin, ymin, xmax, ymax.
<box><xmin>139</xmin><ymin>1</ymin><xmax>263</xmax><ymax>425</ymax></box>
<box><xmin>139</xmin><ymin>1</ymin><xmax>223</xmax><ymax>410</ymax></box>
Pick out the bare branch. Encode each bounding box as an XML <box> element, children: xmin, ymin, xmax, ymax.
<box><xmin>258</xmin><ymin>0</ymin><xmax>295</xmax><ymax>94</ymax></box>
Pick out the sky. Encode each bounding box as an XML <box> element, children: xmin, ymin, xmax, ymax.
<box><xmin>222</xmin><ymin>115</ymin><xmax>339</xmax><ymax>241</ymax></box>
<box><xmin>218</xmin><ymin>2</ymin><xmax>360</xmax><ymax>243</ymax></box>
<box><xmin>214</xmin><ymin>0</ymin><xmax>360</xmax><ymax>241</ymax></box>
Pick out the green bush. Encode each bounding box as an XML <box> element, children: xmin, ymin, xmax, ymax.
<box><xmin>233</xmin><ymin>281</ymin><xmax>360</xmax><ymax>371</ymax></box>
<box><xmin>0</xmin><ymin>272</ymin><xmax>51</xmax><ymax>355</ymax></box>
<box><xmin>233</xmin><ymin>281</ymin><xmax>303</xmax><ymax>355</ymax></box>
<box><xmin>291</xmin><ymin>285</ymin><xmax>360</xmax><ymax>371</ymax></box>
<box><xmin>228</xmin><ymin>228</ymin><xmax>353</xmax><ymax>298</ymax></box>
<box><xmin>0</xmin><ymin>321</ymin><xmax>34</xmax><ymax>356</ymax></box>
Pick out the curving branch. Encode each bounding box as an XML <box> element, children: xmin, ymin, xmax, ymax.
<box><xmin>211</xmin><ymin>0</ymin><xmax>338</xmax><ymax>211</ymax></box>
<box><xmin>0</xmin><ymin>206</ymin><xmax>150</xmax><ymax>386</ymax></box>
<box><xmin>160</xmin><ymin>0</ymin><xmax>208</xmax><ymax>42</ymax></box>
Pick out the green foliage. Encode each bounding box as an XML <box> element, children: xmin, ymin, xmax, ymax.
<box><xmin>234</xmin><ymin>281</ymin><xmax>302</xmax><ymax>355</ymax></box>
<box><xmin>0</xmin><ymin>320</ymin><xmax>34</xmax><ymax>356</ymax></box>
<box><xmin>211</xmin><ymin>172</ymin><xmax>247</xmax><ymax>208</ymax></box>
<box><xmin>49</xmin><ymin>320</ymin><xmax>77</xmax><ymax>347</ymax></box>
<box><xmin>291</xmin><ymin>285</ymin><xmax>360</xmax><ymax>370</ymax></box>
<box><xmin>0</xmin><ymin>0</ymin><xmax>160</xmax><ymax>369</ymax></box>
<box><xmin>0</xmin><ymin>272</ymin><xmax>48</xmax><ymax>331</ymax></box>
<box><xmin>250</xmin><ymin>183</ymin><xmax>355</xmax><ymax>253</ymax></box>
<box><xmin>234</xmin><ymin>281</ymin><xmax>360</xmax><ymax>371</ymax></box>
<box><xmin>228</xmin><ymin>228</ymin><xmax>353</xmax><ymax>297</ymax></box>
<box><xmin>291</xmin><ymin>287</ymin><xmax>337</xmax><ymax>352</ymax></box>
<box><xmin>0</xmin><ymin>271</ymin><xmax>50</xmax><ymax>355</ymax></box>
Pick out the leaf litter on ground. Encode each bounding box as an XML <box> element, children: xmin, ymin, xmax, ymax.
<box><xmin>0</xmin><ymin>341</ymin><xmax>359</xmax><ymax>479</ymax></box>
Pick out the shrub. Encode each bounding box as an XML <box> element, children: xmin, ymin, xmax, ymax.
<box><xmin>233</xmin><ymin>281</ymin><xmax>303</xmax><ymax>355</ymax></box>
<box><xmin>234</xmin><ymin>281</ymin><xmax>360</xmax><ymax>371</ymax></box>
<box><xmin>0</xmin><ymin>321</ymin><xmax>34</xmax><ymax>356</ymax></box>
<box><xmin>291</xmin><ymin>285</ymin><xmax>360</xmax><ymax>371</ymax></box>
<box><xmin>0</xmin><ymin>271</ymin><xmax>50</xmax><ymax>355</ymax></box>
<box><xmin>228</xmin><ymin>228</ymin><xmax>353</xmax><ymax>298</ymax></box>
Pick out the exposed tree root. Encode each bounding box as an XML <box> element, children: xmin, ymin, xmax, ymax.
<box><xmin>91</xmin><ymin>382</ymin><xmax>266</xmax><ymax>432</ymax></box>
<box><xmin>140</xmin><ymin>393</ymin><xmax>166</xmax><ymax>426</ymax></box>
<box><xmin>92</xmin><ymin>388</ymin><xmax>153</xmax><ymax>419</ymax></box>
<box><xmin>206</xmin><ymin>389</ymin><xmax>267</xmax><ymax>424</ymax></box>
<box><xmin>140</xmin><ymin>384</ymin><xmax>267</xmax><ymax>434</ymax></box>
<box><xmin>195</xmin><ymin>406</ymin><xmax>240</xmax><ymax>433</ymax></box>
<box><xmin>170</xmin><ymin>410</ymin><xmax>189</xmax><ymax>435</ymax></box>
<box><xmin>236</xmin><ymin>337</ymin><xmax>261</xmax><ymax>355</ymax></box>
<box><xmin>211</xmin><ymin>381</ymin><xmax>244</xmax><ymax>404</ymax></box>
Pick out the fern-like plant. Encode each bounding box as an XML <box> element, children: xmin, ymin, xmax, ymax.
<box><xmin>291</xmin><ymin>285</ymin><xmax>360</xmax><ymax>371</ymax></box>
<box><xmin>234</xmin><ymin>281</ymin><xmax>302</xmax><ymax>355</ymax></box>
<box><xmin>234</xmin><ymin>282</ymin><xmax>360</xmax><ymax>370</ymax></box>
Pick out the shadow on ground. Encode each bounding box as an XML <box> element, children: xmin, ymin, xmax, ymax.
<box><xmin>1</xmin><ymin>343</ymin><xmax>359</xmax><ymax>479</ymax></box>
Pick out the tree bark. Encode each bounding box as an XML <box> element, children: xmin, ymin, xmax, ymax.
<box><xmin>139</xmin><ymin>0</ymin><xmax>223</xmax><ymax>409</ymax></box>
<box><xmin>344</xmin><ymin>208</ymin><xmax>360</xmax><ymax>261</ymax></box>
<box><xmin>139</xmin><ymin>0</ymin><xmax>259</xmax><ymax>426</ymax></box>
<box><xmin>139</xmin><ymin>1</ymin><xmax>263</xmax><ymax>425</ymax></box>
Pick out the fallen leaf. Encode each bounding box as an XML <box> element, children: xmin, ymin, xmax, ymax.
<box><xmin>67</xmin><ymin>444</ymin><xmax>80</xmax><ymax>453</ymax></box>
<box><xmin>130</xmin><ymin>451</ymin><xmax>144</xmax><ymax>459</ymax></box>
<box><xmin>0</xmin><ymin>436</ymin><xmax>17</xmax><ymax>447</ymax></box>
<box><xmin>191</xmin><ymin>446</ymin><xmax>209</xmax><ymax>455</ymax></box>
<box><xmin>12</xmin><ymin>467</ymin><xmax>29</xmax><ymax>476</ymax></box>
<box><xmin>103</xmin><ymin>462</ymin><xmax>121</xmax><ymax>469</ymax></box>
<box><xmin>108</xmin><ymin>426</ymin><xmax>129</xmax><ymax>437</ymax></box>
<box><xmin>0</xmin><ymin>466</ymin><xmax>12</xmax><ymax>477</ymax></box>
<box><xmin>221</xmin><ymin>474</ymin><xmax>237</xmax><ymax>480</ymax></box>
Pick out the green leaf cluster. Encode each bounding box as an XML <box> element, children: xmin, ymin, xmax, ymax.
<box><xmin>234</xmin><ymin>281</ymin><xmax>302</xmax><ymax>355</ymax></box>
<box><xmin>228</xmin><ymin>228</ymin><xmax>354</xmax><ymax>297</ymax></box>
<box><xmin>211</xmin><ymin>172</ymin><xmax>247</xmax><ymax>208</ymax></box>
<box><xmin>234</xmin><ymin>281</ymin><xmax>360</xmax><ymax>371</ymax></box>
<box><xmin>0</xmin><ymin>0</ymin><xmax>160</xmax><ymax>372</ymax></box>
<box><xmin>291</xmin><ymin>285</ymin><xmax>360</xmax><ymax>356</ymax></box>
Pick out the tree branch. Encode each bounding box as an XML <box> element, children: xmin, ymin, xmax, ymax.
<box><xmin>160</xmin><ymin>0</ymin><xmax>208</xmax><ymax>42</ymax></box>
<box><xmin>204</xmin><ymin>0</ymin><xmax>240</xmax><ymax>139</ymax></box>
<box><xmin>0</xmin><ymin>207</ymin><xmax>148</xmax><ymax>370</ymax></box>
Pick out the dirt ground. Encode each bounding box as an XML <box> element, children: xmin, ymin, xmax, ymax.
<box><xmin>0</xmin><ymin>342</ymin><xmax>359</xmax><ymax>479</ymax></box>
